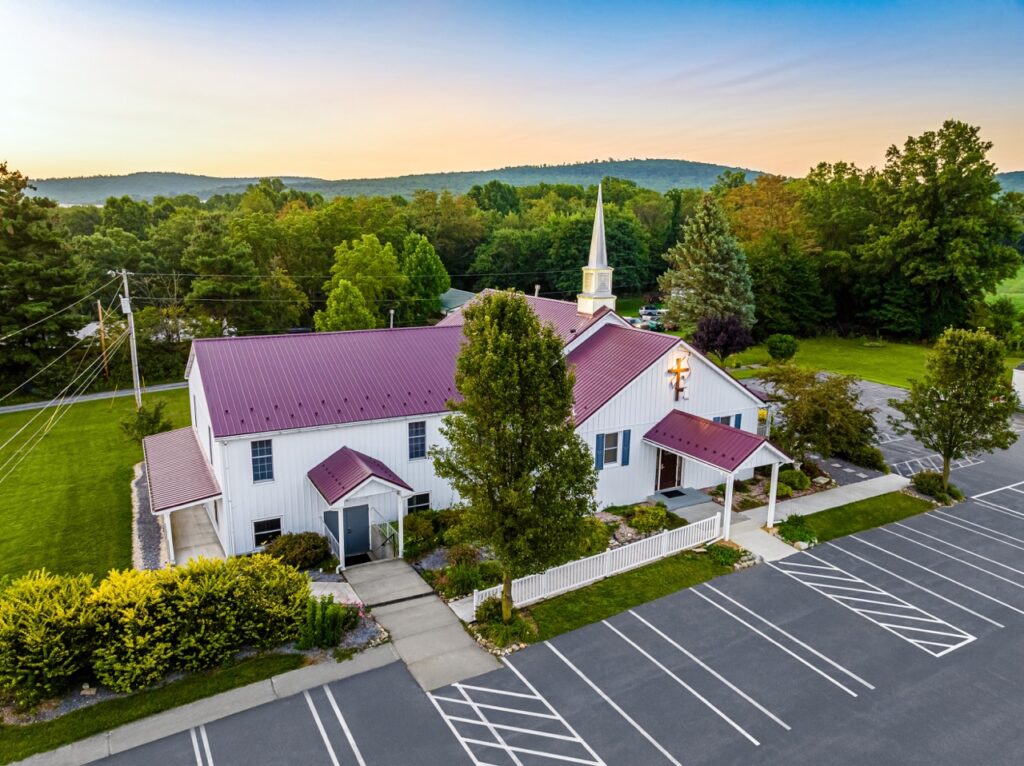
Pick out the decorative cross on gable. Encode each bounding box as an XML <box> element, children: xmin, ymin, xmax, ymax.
<box><xmin>668</xmin><ymin>353</ymin><xmax>691</xmax><ymax>401</ymax></box>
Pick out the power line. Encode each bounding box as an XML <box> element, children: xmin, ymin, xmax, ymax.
<box><xmin>0</xmin><ymin>275</ymin><xmax>120</xmax><ymax>343</ymax></box>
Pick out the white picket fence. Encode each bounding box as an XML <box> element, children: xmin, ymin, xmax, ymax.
<box><xmin>471</xmin><ymin>513</ymin><xmax>722</xmax><ymax>612</ymax></box>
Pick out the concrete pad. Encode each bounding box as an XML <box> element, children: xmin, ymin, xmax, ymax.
<box><xmin>392</xmin><ymin>622</ymin><xmax>476</xmax><ymax>665</ymax></box>
<box><xmin>731</xmin><ymin>527</ymin><xmax>798</xmax><ymax>562</ymax></box>
<box><xmin>448</xmin><ymin>596</ymin><xmax>476</xmax><ymax>622</ymax></box>
<box><xmin>344</xmin><ymin>559</ymin><xmax>434</xmax><ymax>605</ymax></box>
<box><xmin>269</xmin><ymin>644</ymin><xmax>398</xmax><ymax>698</ymax></box>
<box><xmin>406</xmin><ymin>646</ymin><xmax>500</xmax><ymax>691</ymax></box>
<box><xmin>309</xmin><ymin>579</ymin><xmax>360</xmax><ymax>604</ymax></box>
<box><xmin>373</xmin><ymin>598</ymin><xmax>460</xmax><ymax>638</ymax></box>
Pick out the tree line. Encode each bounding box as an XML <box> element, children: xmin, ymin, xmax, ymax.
<box><xmin>1</xmin><ymin>119</ymin><xmax>1021</xmax><ymax>398</ymax></box>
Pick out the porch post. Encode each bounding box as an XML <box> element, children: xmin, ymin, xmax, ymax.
<box><xmin>397</xmin><ymin>492</ymin><xmax>405</xmax><ymax>558</ymax></box>
<box><xmin>766</xmin><ymin>462</ymin><xmax>780</xmax><ymax>529</ymax></box>
<box><xmin>163</xmin><ymin>512</ymin><xmax>176</xmax><ymax>565</ymax></box>
<box><xmin>722</xmin><ymin>472</ymin><xmax>734</xmax><ymax>541</ymax></box>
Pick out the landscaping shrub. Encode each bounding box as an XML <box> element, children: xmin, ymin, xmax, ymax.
<box><xmin>776</xmin><ymin>483</ymin><xmax>794</xmax><ymax>499</ymax></box>
<box><xmin>777</xmin><ymin>515</ymin><xmax>816</xmax><ymax>545</ymax></box>
<box><xmin>766</xmin><ymin>334</ymin><xmax>799</xmax><ymax>361</ymax></box>
<box><xmin>445</xmin><ymin>563</ymin><xmax>484</xmax><ymax>598</ymax></box>
<box><xmin>171</xmin><ymin>558</ymin><xmax>239</xmax><ymax>672</ymax></box>
<box><xmin>779</xmin><ymin>469</ymin><xmax>810</xmax><ymax>491</ymax></box>
<box><xmin>478</xmin><ymin>560</ymin><xmax>503</xmax><ymax>587</ymax></box>
<box><xmin>579</xmin><ymin>515</ymin><xmax>612</xmax><ymax>556</ymax></box>
<box><xmin>706</xmin><ymin>543</ymin><xmax>742</xmax><ymax>567</ymax></box>
<box><xmin>297</xmin><ymin>595</ymin><xmax>358</xmax><ymax>650</ymax></box>
<box><xmin>737</xmin><ymin>497</ymin><xmax>762</xmax><ymax>511</ymax></box>
<box><xmin>119</xmin><ymin>400</ymin><xmax>173</xmax><ymax>444</ymax></box>
<box><xmin>264</xmin><ymin>532</ymin><xmax>331</xmax><ymax>570</ymax></box>
<box><xmin>836</xmin><ymin>443</ymin><xmax>889</xmax><ymax>473</ymax></box>
<box><xmin>89</xmin><ymin>568</ymin><xmax>177</xmax><ymax>693</ymax></box>
<box><xmin>0</xmin><ymin>571</ymin><xmax>96</xmax><ymax>706</ymax></box>
<box><xmin>912</xmin><ymin>471</ymin><xmax>963</xmax><ymax>504</ymax></box>
<box><xmin>402</xmin><ymin>512</ymin><xmax>437</xmax><ymax>558</ymax></box>
<box><xmin>475</xmin><ymin>596</ymin><xmax>504</xmax><ymax>624</ymax></box>
<box><xmin>446</xmin><ymin>543</ymin><xmax>479</xmax><ymax>568</ymax></box>
<box><xmin>631</xmin><ymin>504</ymin><xmax>667</xmax><ymax>535</ymax></box>
<box><xmin>732</xmin><ymin>478</ymin><xmax>750</xmax><ymax>492</ymax></box>
<box><xmin>226</xmin><ymin>554</ymin><xmax>309</xmax><ymax>650</ymax></box>
<box><xmin>478</xmin><ymin>614</ymin><xmax>536</xmax><ymax>648</ymax></box>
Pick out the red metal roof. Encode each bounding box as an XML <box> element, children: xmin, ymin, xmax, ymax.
<box><xmin>567</xmin><ymin>324</ymin><xmax>680</xmax><ymax>424</ymax></box>
<box><xmin>643</xmin><ymin>410</ymin><xmax>768</xmax><ymax>473</ymax></box>
<box><xmin>436</xmin><ymin>291</ymin><xmax>610</xmax><ymax>343</ymax></box>
<box><xmin>142</xmin><ymin>427</ymin><xmax>222</xmax><ymax>513</ymax></box>
<box><xmin>192</xmin><ymin>326</ymin><xmax>465</xmax><ymax>438</ymax></box>
<box><xmin>307</xmin><ymin>446</ymin><xmax>412</xmax><ymax>505</ymax></box>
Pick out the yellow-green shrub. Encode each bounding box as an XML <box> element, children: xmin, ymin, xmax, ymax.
<box><xmin>88</xmin><ymin>568</ymin><xmax>177</xmax><ymax>693</ymax></box>
<box><xmin>170</xmin><ymin>558</ymin><xmax>239</xmax><ymax>672</ymax></box>
<box><xmin>227</xmin><ymin>554</ymin><xmax>309</xmax><ymax>649</ymax></box>
<box><xmin>0</xmin><ymin>570</ymin><xmax>95</xmax><ymax>706</ymax></box>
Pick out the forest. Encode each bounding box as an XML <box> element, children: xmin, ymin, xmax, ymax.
<box><xmin>1</xmin><ymin>119</ymin><xmax>1022</xmax><ymax>399</ymax></box>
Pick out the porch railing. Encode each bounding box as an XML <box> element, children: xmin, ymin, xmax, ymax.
<box><xmin>321</xmin><ymin>518</ymin><xmax>341</xmax><ymax>562</ymax></box>
<box><xmin>369</xmin><ymin>507</ymin><xmax>399</xmax><ymax>560</ymax></box>
<box><xmin>471</xmin><ymin>512</ymin><xmax>722</xmax><ymax>613</ymax></box>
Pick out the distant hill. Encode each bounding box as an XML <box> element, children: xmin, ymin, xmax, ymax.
<box><xmin>28</xmin><ymin>161</ymin><xmax>1024</xmax><ymax>205</ymax></box>
<box><xmin>28</xmin><ymin>160</ymin><xmax>764</xmax><ymax>205</ymax></box>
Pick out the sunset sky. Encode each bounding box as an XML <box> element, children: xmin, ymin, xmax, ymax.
<box><xmin>2</xmin><ymin>0</ymin><xmax>1022</xmax><ymax>180</ymax></box>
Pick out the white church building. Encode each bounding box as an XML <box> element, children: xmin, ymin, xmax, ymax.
<box><xmin>143</xmin><ymin>188</ymin><xmax>788</xmax><ymax>567</ymax></box>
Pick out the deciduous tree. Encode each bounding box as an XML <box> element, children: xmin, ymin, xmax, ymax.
<box><xmin>314</xmin><ymin>279</ymin><xmax>377</xmax><ymax>331</ymax></box>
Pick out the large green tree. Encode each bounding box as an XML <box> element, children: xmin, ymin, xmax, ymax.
<box><xmin>432</xmin><ymin>291</ymin><xmax>597</xmax><ymax>622</ymax></box>
<box><xmin>660</xmin><ymin>193</ymin><xmax>755</xmax><ymax>330</ymax></box>
<box><xmin>889</xmin><ymin>328</ymin><xmax>1019</xmax><ymax>488</ymax></box>
<box><xmin>314</xmin><ymin>279</ymin><xmax>377</xmax><ymax>331</ymax></box>
<box><xmin>323</xmin><ymin>234</ymin><xmax>407</xmax><ymax>326</ymax></box>
<box><xmin>398</xmin><ymin>233</ymin><xmax>450</xmax><ymax>325</ymax></box>
<box><xmin>0</xmin><ymin>164</ymin><xmax>86</xmax><ymax>394</ymax></box>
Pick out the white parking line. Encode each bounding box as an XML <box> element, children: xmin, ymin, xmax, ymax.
<box><xmin>973</xmin><ymin>480</ymin><xmax>1024</xmax><ymax>499</ymax></box>
<box><xmin>454</xmin><ymin>684</ymin><xmax>526</xmax><ymax>766</ymax></box>
<box><xmin>691</xmin><ymin>589</ymin><xmax>860</xmax><ymax>697</ymax></box>
<box><xmin>324</xmin><ymin>685</ymin><xmax>367</xmax><ymax>766</ymax></box>
<box><xmin>881</xmin><ymin>527</ymin><xmax>1024</xmax><ymax>589</ymax></box>
<box><xmin>771</xmin><ymin>554</ymin><xmax>976</xmax><ymax>657</ymax></box>
<box><xmin>304</xmin><ymin>690</ymin><xmax>341</xmax><ymax>766</ymax></box>
<box><xmin>546</xmin><ymin>642</ymin><xmax>684</xmax><ymax>766</ymax></box>
<box><xmin>933</xmin><ymin>510</ymin><xmax>1024</xmax><ymax>546</ymax></box>
<box><xmin>828</xmin><ymin>542</ymin><xmax>1004</xmax><ymax>627</ymax></box>
<box><xmin>190</xmin><ymin>728</ymin><xmax>204</xmax><ymax>766</ymax></box>
<box><xmin>602</xmin><ymin>620</ymin><xmax>760</xmax><ymax>745</ymax></box>
<box><xmin>628</xmin><ymin>610</ymin><xmax>791</xmax><ymax>730</ymax></box>
<box><xmin>427</xmin><ymin>693</ymin><xmax>497</xmax><ymax>766</ymax></box>
<box><xmin>973</xmin><ymin>497</ymin><xmax>1024</xmax><ymax>521</ymax></box>
<box><xmin>892</xmin><ymin>522</ymin><xmax>1024</xmax><ymax>577</ymax></box>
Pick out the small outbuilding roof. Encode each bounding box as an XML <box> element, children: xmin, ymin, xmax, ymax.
<box><xmin>644</xmin><ymin>410</ymin><xmax>778</xmax><ymax>473</ymax></box>
<box><xmin>440</xmin><ymin>288</ymin><xmax>476</xmax><ymax>313</ymax></box>
<box><xmin>307</xmin><ymin>446</ymin><xmax>412</xmax><ymax>506</ymax></box>
<box><xmin>142</xmin><ymin>427</ymin><xmax>222</xmax><ymax>513</ymax></box>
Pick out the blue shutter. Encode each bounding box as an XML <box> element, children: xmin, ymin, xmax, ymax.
<box><xmin>621</xmin><ymin>429</ymin><xmax>631</xmax><ymax>466</ymax></box>
<box><xmin>734</xmin><ymin>414</ymin><xmax>742</xmax><ymax>430</ymax></box>
<box><xmin>595</xmin><ymin>433</ymin><xmax>605</xmax><ymax>470</ymax></box>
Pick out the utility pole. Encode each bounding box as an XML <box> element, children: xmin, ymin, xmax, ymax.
<box><xmin>119</xmin><ymin>269</ymin><xmax>142</xmax><ymax>409</ymax></box>
<box><xmin>96</xmin><ymin>299</ymin><xmax>109</xmax><ymax>381</ymax></box>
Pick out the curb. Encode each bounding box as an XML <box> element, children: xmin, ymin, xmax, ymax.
<box><xmin>14</xmin><ymin>645</ymin><xmax>400</xmax><ymax>766</ymax></box>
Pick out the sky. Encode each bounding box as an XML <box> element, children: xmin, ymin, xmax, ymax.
<box><xmin>2</xmin><ymin>0</ymin><xmax>1022</xmax><ymax>180</ymax></box>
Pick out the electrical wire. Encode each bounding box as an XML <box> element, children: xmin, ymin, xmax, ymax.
<box><xmin>0</xmin><ymin>275</ymin><xmax>120</xmax><ymax>343</ymax></box>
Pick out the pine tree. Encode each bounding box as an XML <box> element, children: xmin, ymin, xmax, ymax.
<box><xmin>0</xmin><ymin>164</ymin><xmax>87</xmax><ymax>394</ymax></box>
<box><xmin>432</xmin><ymin>291</ymin><xmax>597</xmax><ymax>622</ymax></box>
<box><xmin>659</xmin><ymin>193</ymin><xmax>755</xmax><ymax>330</ymax></box>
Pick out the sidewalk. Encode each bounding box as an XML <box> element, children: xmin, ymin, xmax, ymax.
<box><xmin>344</xmin><ymin>559</ymin><xmax>498</xmax><ymax>691</ymax></box>
<box><xmin>17</xmin><ymin>645</ymin><xmax>399</xmax><ymax>766</ymax></box>
<box><xmin>728</xmin><ymin>474</ymin><xmax>911</xmax><ymax>563</ymax></box>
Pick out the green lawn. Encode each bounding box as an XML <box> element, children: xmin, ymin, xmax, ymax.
<box><xmin>727</xmin><ymin>336</ymin><xmax>1023</xmax><ymax>389</ymax></box>
<box><xmin>798</xmin><ymin>492</ymin><xmax>933</xmax><ymax>543</ymax></box>
<box><xmin>996</xmin><ymin>264</ymin><xmax>1024</xmax><ymax>311</ymax></box>
<box><xmin>528</xmin><ymin>551</ymin><xmax>732</xmax><ymax>640</ymax></box>
<box><xmin>0</xmin><ymin>389</ymin><xmax>189</xmax><ymax>580</ymax></box>
<box><xmin>0</xmin><ymin>653</ymin><xmax>303</xmax><ymax>765</ymax></box>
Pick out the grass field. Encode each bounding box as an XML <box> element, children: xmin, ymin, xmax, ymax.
<box><xmin>796</xmin><ymin>492</ymin><xmax>933</xmax><ymax>543</ymax></box>
<box><xmin>727</xmin><ymin>336</ymin><xmax>1024</xmax><ymax>388</ymax></box>
<box><xmin>0</xmin><ymin>653</ymin><xmax>303</xmax><ymax>765</ymax></box>
<box><xmin>0</xmin><ymin>389</ymin><xmax>189</xmax><ymax>580</ymax></box>
<box><xmin>995</xmin><ymin>264</ymin><xmax>1024</xmax><ymax>310</ymax></box>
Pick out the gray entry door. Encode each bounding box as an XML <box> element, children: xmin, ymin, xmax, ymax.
<box><xmin>343</xmin><ymin>505</ymin><xmax>370</xmax><ymax>555</ymax></box>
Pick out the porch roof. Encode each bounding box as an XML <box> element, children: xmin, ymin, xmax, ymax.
<box><xmin>307</xmin><ymin>446</ymin><xmax>412</xmax><ymax>506</ymax></box>
<box><xmin>644</xmin><ymin>410</ymin><xmax>783</xmax><ymax>473</ymax></box>
<box><xmin>142</xmin><ymin>427</ymin><xmax>222</xmax><ymax>514</ymax></box>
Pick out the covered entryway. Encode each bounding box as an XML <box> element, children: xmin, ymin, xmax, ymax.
<box><xmin>307</xmin><ymin>445</ymin><xmax>413</xmax><ymax>569</ymax></box>
<box><xmin>644</xmin><ymin>410</ymin><xmax>790</xmax><ymax>540</ymax></box>
<box><xmin>657</xmin><ymin>448</ymin><xmax>683</xmax><ymax>491</ymax></box>
<box><xmin>142</xmin><ymin>427</ymin><xmax>226</xmax><ymax>565</ymax></box>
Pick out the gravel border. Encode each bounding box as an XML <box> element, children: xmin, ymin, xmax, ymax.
<box><xmin>132</xmin><ymin>462</ymin><xmax>167</xmax><ymax>570</ymax></box>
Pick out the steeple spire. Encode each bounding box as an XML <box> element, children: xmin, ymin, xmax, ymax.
<box><xmin>588</xmin><ymin>183</ymin><xmax>608</xmax><ymax>268</ymax></box>
<box><xmin>577</xmin><ymin>184</ymin><xmax>616</xmax><ymax>316</ymax></box>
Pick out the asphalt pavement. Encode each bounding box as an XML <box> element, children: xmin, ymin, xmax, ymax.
<box><xmin>0</xmin><ymin>382</ymin><xmax>187</xmax><ymax>415</ymax></box>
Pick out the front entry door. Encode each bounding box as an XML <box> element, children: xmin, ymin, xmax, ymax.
<box><xmin>658</xmin><ymin>450</ymin><xmax>681</xmax><ymax>491</ymax></box>
<box><xmin>343</xmin><ymin>505</ymin><xmax>370</xmax><ymax>556</ymax></box>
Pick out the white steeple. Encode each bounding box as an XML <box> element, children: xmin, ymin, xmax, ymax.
<box><xmin>577</xmin><ymin>184</ymin><xmax>616</xmax><ymax>315</ymax></box>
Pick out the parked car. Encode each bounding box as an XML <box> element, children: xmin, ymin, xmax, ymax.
<box><xmin>626</xmin><ymin>316</ymin><xmax>645</xmax><ymax>328</ymax></box>
<box><xmin>639</xmin><ymin>304</ymin><xmax>661</xmax><ymax>317</ymax></box>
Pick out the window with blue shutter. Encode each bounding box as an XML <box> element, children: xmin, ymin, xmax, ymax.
<box><xmin>733</xmin><ymin>414</ymin><xmax>743</xmax><ymax>429</ymax></box>
<box><xmin>595</xmin><ymin>433</ymin><xmax>605</xmax><ymax>470</ymax></box>
<box><xmin>713</xmin><ymin>416</ymin><xmax>730</xmax><ymax>425</ymax></box>
<box><xmin>621</xmin><ymin>429</ymin><xmax>631</xmax><ymax>466</ymax></box>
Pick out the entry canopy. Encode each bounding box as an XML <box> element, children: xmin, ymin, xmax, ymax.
<box><xmin>307</xmin><ymin>446</ymin><xmax>412</xmax><ymax>506</ymax></box>
<box><xmin>142</xmin><ymin>427</ymin><xmax>222</xmax><ymax>514</ymax></box>
<box><xmin>644</xmin><ymin>410</ymin><xmax>788</xmax><ymax>474</ymax></box>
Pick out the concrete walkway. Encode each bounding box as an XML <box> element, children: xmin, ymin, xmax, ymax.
<box><xmin>344</xmin><ymin>559</ymin><xmax>498</xmax><ymax>690</ymax></box>
<box><xmin>16</xmin><ymin>645</ymin><xmax>399</xmax><ymax>766</ymax></box>
<box><xmin>728</xmin><ymin>473</ymin><xmax>912</xmax><ymax>562</ymax></box>
<box><xmin>169</xmin><ymin>506</ymin><xmax>225</xmax><ymax>564</ymax></box>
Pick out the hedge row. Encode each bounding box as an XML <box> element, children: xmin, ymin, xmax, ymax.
<box><xmin>0</xmin><ymin>555</ymin><xmax>308</xmax><ymax>706</ymax></box>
